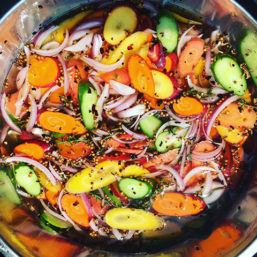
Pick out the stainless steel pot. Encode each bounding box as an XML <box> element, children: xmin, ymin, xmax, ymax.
<box><xmin>0</xmin><ymin>0</ymin><xmax>257</xmax><ymax>256</ymax></box>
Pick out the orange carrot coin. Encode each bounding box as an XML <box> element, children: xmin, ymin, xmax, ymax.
<box><xmin>173</xmin><ymin>96</ymin><xmax>203</xmax><ymax>116</ymax></box>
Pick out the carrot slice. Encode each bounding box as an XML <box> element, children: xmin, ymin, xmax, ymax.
<box><xmin>57</xmin><ymin>141</ymin><xmax>91</xmax><ymax>159</ymax></box>
<box><xmin>177</xmin><ymin>38</ymin><xmax>204</xmax><ymax>77</ymax></box>
<box><xmin>28</xmin><ymin>55</ymin><xmax>60</xmax><ymax>88</ymax></box>
<box><xmin>128</xmin><ymin>55</ymin><xmax>155</xmax><ymax>97</ymax></box>
<box><xmin>14</xmin><ymin>143</ymin><xmax>45</xmax><ymax>160</ymax></box>
<box><xmin>152</xmin><ymin>192</ymin><xmax>206</xmax><ymax>216</ymax></box>
<box><xmin>49</xmin><ymin>86</ymin><xmax>64</xmax><ymax>104</ymax></box>
<box><xmin>38</xmin><ymin>111</ymin><xmax>85</xmax><ymax>134</ymax></box>
<box><xmin>173</xmin><ymin>96</ymin><xmax>204</xmax><ymax>116</ymax></box>
<box><xmin>46</xmin><ymin>190</ymin><xmax>59</xmax><ymax>206</ymax></box>
<box><xmin>67</xmin><ymin>58</ymin><xmax>88</xmax><ymax>80</ymax></box>
<box><xmin>73</xmin><ymin>120</ymin><xmax>87</xmax><ymax>135</ymax></box>
<box><xmin>5</xmin><ymin>92</ymin><xmax>19</xmax><ymax>115</ymax></box>
<box><xmin>100</xmin><ymin>68</ymin><xmax>131</xmax><ymax>85</ymax></box>
<box><xmin>61</xmin><ymin>194</ymin><xmax>89</xmax><ymax>227</ymax></box>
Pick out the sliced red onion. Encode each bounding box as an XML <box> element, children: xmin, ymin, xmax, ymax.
<box><xmin>1</xmin><ymin>93</ymin><xmax>21</xmax><ymax>133</ymax></box>
<box><xmin>92</xmin><ymin>34</ymin><xmax>103</xmax><ymax>59</ymax></box>
<box><xmin>155</xmin><ymin>54</ymin><xmax>166</xmax><ymax>69</ymax></box>
<box><xmin>111</xmin><ymin>135</ymin><xmax>139</xmax><ymax>145</ymax></box>
<box><xmin>156</xmin><ymin>120</ymin><xmax>189</xmax><ymax>138</ymax></box>
<box><xmin>179</xmin><ymin>151</ymin><xmax>187</xmax><ymax>176</ymax></box>
<box><xmin>124</xmin><ymin>230</ymin><xmax>135</xmax><ymax>240</ymax></box>
<box><xmin>58</xmin><ymin>55</ymin><xmax>69</xmax><ymax>94</ymax></box>
<box><xmin>45</xmin><ymin>102</ymin><xmax>63</xmax><ymax>109</ymax></box>
<box><xmin>89</xmin><ymin>219</ymin><xmax>99</xmax><ymax>232</ymax></box>
<box><xmin>183</xmin><ymin>166</ymin><xmax>216</xmax><ymax>185</ymax></box>
<box><xmin>212</xmin><ymin>41</ymin><xmax>222</xmax><ymax>54</ymax></box>
<box><xmin>40</xmin><ymin>199</ymin><xmax>67</xmax><ymax>221</ymax></box>
<box><xmin>202</xmin><ymin>172</ymin><xmax>213</xmax><ymax>197</ymax></box>
<box><xmin>34</xmin><ymin>26</ymin><xmax>59</xmax><ymax>48</ymax></box>
<box><xmin>24</xmin><ymin>46</ymin><xmax>30</xmax><ymax>64</ymax></box>
<box><xmin>16</xmin><ymin>67</ymin><xmax>28</xmax><ymax>90</ymax></box>
<box><xmin>113</xmin><ymin>93</ymin><xmax>138</xmax><ymax>113</ymax></box>
<box><xmin>137</xmin><ymin>147</ymin><xmax>148</xmax><ymax>159</ymax></box>
<box><xmin>210</xmin><ymin>161</ymin><xmax>227</xmax><ymax>186</ymax></box>
<box><xmin>211</xmin><ymin>87</ymin><xmax>228</xmax><ymax>95</ymax></box>
<box><xmin>206</xmin><ymin>95</ymin><xmax>240</xmax><ymax>136</ymax></box>
<box><xmin>117</xmin><ymin>104</ymin><xmax>145</xmax><ymax>118</ymax></box>
<box><xmin>30</xmin><ymin>87</ymin><xmax>42</xmax><ymax>101</ymax></box>
<box><xmin>157</xmin><ymin>165</ymin><xmax>185</xmax><ymax>191</ymax></box>
<box><xmin>109</xmin><ymin>80</ymin><xmax>135</xmax><ymax>95</ymax></box>
<box><xmin>112</xmin><ymin>228</ymin><xmax>123</xmax><ymax>241</ymax></box>
<box><xmin>6</xmin><ymin>156</ymin><xmax>56</xmax><ymax>185</ymax></box>
<box><xmin>203</xmin><ymin>182</ymin><xmax>225</xmax><ymax>205</ymax></box>
<box><xmin>172</xmin><ymin>138</ymin><xmax>185</xmax><ymax>166</ymax></box>
<box><xmin>26</xmin><ymin>95</ymin><xmax>37</xmax><ymax>132</ymax></box>
<box><xmin>184</xmin><ymin>183</ymin><xmax>202</xmax><ymax>194</ymax></box>
<box><xmin>211</xmin><ymin>29</ymin><xmax>219</xmax><ymax>44</ymax></box>
<box><xmin>38</xmin><ymin>85</ymin><xmax>60</xmax><ymax>109</ymax></box>
<box><xmin>106</xmin><ymin>112</ymin><xmax>121</xmax><ymax>122</ymax></box>
<box><xmin>49</xmin><ymin>163</ymin><xmax>62</xmax><ymax>181</ymax></box>
<box><xmin>64</xmin><ymin>33</ymin><xmax>94</xmax><ymax>52</ymax></box>
<box><xmin>105</xmin><ymin>95</ymin><xmax>130</xmax><ymax>110</ymax></box>
<box><xmin>177</xmin><ymin>26</ymin><xmax>194</xmax><ymax>56</ymax></box>
<box><xmin>165</xmin><ymin>105</ymin><xmax>197</xmax><ymax>123</ymax></box>
<box><xmin>68</xmin><ymin>29</ymin><xmax>89</xmax><ymax>46</ymax></box>
<box><xmin>58</xmin><ymin>190</ymin><xmax>82</xmax><ymax>231</ymax></box>
<box><xmin>81</xmin><ymin>55</ymin><xmax>125</xmax><ymax>72</ymax></box>
<box><xmin>52</xmin><ymin>160</ymin><xmax>78</xmax><ymax>173</ymax></box>
<box><xmin>205</xmin><ymin>49</ymin><xmax>211</xmax><ymax>75</ymax></box>
<box><xmin>17</xmin><ymin>189</ymin><xmax>32</xmax><ymax>198</ymax></box>
<box><xmin>73</xmin><ymin>18</ymin><xmax>104</xmax><ymax>32</ymax></box>
<box><xmin>81</xmin><ymin>193</ymin><xmax>93</xmax><ymax>219</ymax></box>
<box><xmin>42</xmin><ymin>41</ymin><xmax>60</xmax><ymax>50</ymax></box>
<box><xmin>88</xmin><ymin>76</ymin><xmax>102</xmax><ymax>95</ymax></box>
<box><xmin>15</xmin><ymin>80</ymin><xmax>30</xmax><ymax>116</ymax></box>
<box><xmin>130</xmin><ymin>114</ymin><xmax>141</xmax><ymax>129</ymax></box>
<box><xmin>122</xmin><ymin>124</ymin><xmax>146</xmax><ymax>140</ymax></box>
<box><xmin>96</xmin><ymin>83</ymin><xmax>109</xmax><ymax>122</ymax></box>
<box><xmin>0</xmin><ymin>125</ymin><xmax>9</xmax><ymax>144</ymax></box>
<box><xmin>63</xmin><ymin>107</ymin><xmax>76</xmax><ymax>116</ymax></box>
<box><xmin>105</xmin><ymin>147</ymin><xmax>114</xmax><ymax>154</ymax></box>
<box><xmin>200</xmin><ymin>95</ymin><xmax>220</xmax><ymax>104</ymax></box>
<box><xmin>32</xmin><ymin>29</ymin><xmax>69</xmax><ymax>56</ymax></box>
<box><xmin>94</xmin><ymin>129</ymin><xmax>109</xmax><ymax>136</ymax></box>
<box><xmin>187</xmin><ymin>75</ymin><xmax>208</xmax><ymax>94</ymax></box>
<box><xmin>144</xmin><ymin>171</ymin><xmax>164</xmax><ymax>178</ymax></box>
<box><xmin>195</xmin><ymin>120</ymin><xmax>202</xmax><ymax>143</ymax></box>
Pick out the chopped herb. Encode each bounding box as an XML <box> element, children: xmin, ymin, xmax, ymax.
<box><xmin>67</xmin><ymin>54</ymin><xmax>73</xmax><ymax>58</ymax></box>
<box><xmin>207</xmin><ymin>89</ymin><xmax>213</xmax><ymax>96</ymax></box>
<box><xmin>187</xmin><ymin>154</ymin><xmax>192</xmax><ymax>161</ymax></box>
<box><xmin>114</xmin><ymin>73</ymin><xmax>118</xmax><ymax>78</ymax></box>
<box><xmin>53</xmin><ymin>133</ymin><xmax>66</xmax><ymax>138</ymax></box>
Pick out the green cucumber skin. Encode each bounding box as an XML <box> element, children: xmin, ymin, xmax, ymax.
<box><xmin>139</xmin><ymin>115</ymin><xmax>162</xmax><ymax>139</ymax></box>
<box><xmin>39</xmin><ymin>216</ymin><xmax>60</xmax><ymax>235</ymax></box>
<box><xmin>14</xmin><ymin>164</ymin><xmax>41</xmax><ymax>196</ymax></box>
<box><xmin>41</xmin><ymin>212</ymin><xmax>72</xmax><ymax>229</ymax></box>
<box><xmin>212</xmin><ymin>55</ymin><xmax>247</xmax><ymax>96</ymax></box>
<box><xmin>0</xmin><ymin>170</ymin><xmax>21</xmax><ymax>205</ymax></box>
<box><xmin>155</xmin><ymin>131</ymin><xmax>182</xmax><ymax>153</ymax></box>
<box><xmin>79</xmin><ymin>82</ymin><xmax>98</xmax><ymax>130</ymax></box>
<box><xmin>240</xmin><ymin>30</ymin><xmax>257</xmax><ymax>86</ymax></box>
<box><xmin>118</xmin><ymin>178</ymin><xmax>152</xmax><ymax>199</ymax></box>
<box><xmin>157</xmin><ymin>10</ymin><xmax>179</xmax><ymax>53</ymax></box>
<box><xmin>103</xmin><ymin>186</ymin><xmax>122</xmax><ymax>206</ymax></box>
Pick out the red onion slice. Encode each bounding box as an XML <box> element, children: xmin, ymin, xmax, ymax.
<box><xmin>1</xmin><ymin>93</ymin><xmax>21</xmax><ymax>133</ymax></box>
<box><xmin>94</xmin><ymin>129</ymin><xmax>109</xmax><ymax>136</ymax></box>
<box><xmin>117</xmin><ymin>104</ymin><xmax>145</xmax><ymax>118</ymax></box>
<box><xmin>38</xmin><ymin>85</ymin><xmax>59</xmax><ymax>109</ymax></box>
<box><xmin>40</xmin><ymin>199</ymin><xmax>67</xmax><ymax>221</ymax></box>
<box><xmin>42</xmin><ymin>41</ymin><xmax>60</xmax><ymax>50</ymax></box>
<box><xmin>88</xmin><ymin>76</ymin><xmax>102</xmax><ymax>95</ymax></box>
<box><xmin>34</xmin><ymin>26</ymin><xmax>59</xmax><ymax>48</ymax></box>
<box><xmin>113</xmin><ymin>93</ymin><xmax>137</xmax><ymax>113</ymax></box>
<box><xmin>111</xmin><ymin>135</ymin><xmax>139</xmax><ymax>144</ymax></box>
<box><xmin>205</xmin><ymin>49</ymin><xmax>211</xmax><ymax>75</ymax></box>
<box><xmin>203</xmin><ymin>182</ymin><xmax>225</xmax><ymax>205</ymax></box>
<box><xmin>109</xmin><ymin>80</ymin><xmax>135</xmax><ymax>95</ymax></box>
<box><xmin>58</xmin><ymin>55</ymin><xmax>69</xmax><ymax>94</ymax></box>
<box><xmin>165</xmin><ymin>105</ymin><xmax>197</xmax><ymax>123</ymax></box>
<box><xmin>81</xmin><ymin>55</ymin><xmax>125</xmax><ymax>72</ymax></box>
<box><xmin>112</xmin><ymin>228</ymin><xmax>124</xmax><ymax>241</ymax></box>
<box><xmin>157</xmin><ymin>165</ymin><xmax>185</xmax><ymax>191</ymax></box>
<box><xmin>210</xmin><ymin>161</ymin><xmax>227</xmax><ymax>186</ymax></box>
<box><xmin>96</xmin><ymin>83</ymin><xmax>109</xmax><ymax>122</ymax></box>
<box><xmin>81</xmin><ymin>193</ymin><xmax>93</xmax><ymax>219</ymax></box>
<box><xmin>0</xmin><ymin>125</ymin><xmax>9</xmax><ymax>144</ymax></box>
<box><xmin>73</xmin><ymin>18</ymin><xmax>104</xmax><ymax>32</ymax></box>
<box><xmin>187</xmin><ymin>75</ymin><xmax>209</xmax><ymax>94</ymax></box>
<box><xmin>49</xmin><ymin>163</ymin><xmax>62</xmax><ymax>181</ymax></box>
<box><xmin>68</xmin><ymin>29</ymin><xmax>89</xmax><ymax>46</ymax></box>
<box><xmin>200</xmin><ymin>95</ymin><xmax>220</xmax><ymax>104</ymax></box>
<box><xmin>156</xmin><ymin>120</ymin><xmax>189</xmax><ymax>138</ymax></box>
<box><xmin>52</xmin><ymin>160</ymin><xmax>78</xmax><ymax>173</ymax></box>
<box><xmin>63</xmin><ymin>107</ymin><xmax>76</xmax><ymax>116</ymax></box>
<box><xmin>121</xmin><ymin>124</ymin><xmax>146</xmax><ymax>140</ymax></box>
<box><xmin>183</xmin><ymin>166</ymin><xmax>216</xmax><ymax>185</ymax></box>
<box><xmin>32</xmin><ymin>29</ymin><xmax>69</xmax><ymax>56</ymax></box>
<box><xmin>206</xmin><ymin>95</ymin><xmax>239</xmax><ymax>136</ymax></box>
<box><xmin>144</xmin><ymin>171</ymin><xmax>164</xmax><ymax>178</ymax></box>
<box><xmin>105</xmin><ymin>95</ymin><xmax>130</xmax><ymax>110</ymax></box>
<box><xmin>64</xmin><ymin>33</ymin><xmax>94</xmax><ymax>52</ymax></box>
<box><xmin>177</xmin><ymin>26</ymin><xmax>194</xmax><ymax>56</ymax></box>
<box><xmin>6</xmin><ymin>156</ymin><xmax>56</xmax><ymax>185</ymax></box>
<box><xmin>16</xmin><ymin>67</ymin><xmax>28</xmax><ymax>90</ymax></box>
<box><xmin>211</xmin><ymin>29</ymin><xmax>219</xmax><ymax>45</ymax></box>
<box><xmin>92</xmin><ymin>34</ymin><xmax>103</xmax><ymax>59</ymax></box>
<box><xmin>179</xmin><ymin>151</ymin><xmax>187</xmax><ymax>176</ymax></box>
<box><xmin>26</xmin><ymin>95</ymin><xmax>37</xmax><ymax>132</ymax></box>
<box><xmin>15</xmin><ymin>79</ymin><xmax>30</xmax><ymax>117</ymax></box>
<box><xmin>124</xmin><ymin>230</ymin><xmax>135</xmax><ymax>240</ymax></box>
<box><xmin>201</xmin><ymin>172</ymin><xmax>213</xmax><ymax>197</ymax></box>
<box><xmin>17</xmin><ymin>189</ymin><xmax>32</xmax><ymax>198</ymax></box>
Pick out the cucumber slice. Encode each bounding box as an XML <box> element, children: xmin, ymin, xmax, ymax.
<box><xmin>79</xmin><ymin>81</ymin><xmax>98</xmax><ymax>130</ymax></box>
<box><xmin>139</xmin><ymin>115</ymin><xmax>162</xmax><ymax>139</ymax></box>
<box><xmin>14</xmin><ymin>164</ymin><xmax>41</xmax><ymax>196</ymax></box>
<box><xmin>103</xmin><ymin>186</ymin><xmax>122</xmax><ymax>206</ymax></box>
<box><xmin>157</xmin><ymin>10</ymin><xmax>179</xmax><ymax>53</ymax></box>
<box><xmin>118</xmin><ymin>178</ymin><xmax>152</xmax><ymax>199</ymax></box>
<box><xmin>212</xmin><ymin>55</ymin><xmax>247</xmax><ymax>96</ymax></box>
<box><xmin>155</xmin><ymin>131</ymin><xmax>182</xmax><ymax>153</ymax></box>
<box><xmin>41</xmin><ymin>211</ymin><xmax>72</xmax><ymax>229</ymax></box>
<box><xmin>240</xmin><ymin>30</ymin><xmax>257</xmax><ymax>86</ymax></box>
<box><xmin>0</xmin><ymin>170</ymin><xmax>21</xmax><ymax>205</ymax></box>
<box><xmin>39</xmin><ymin>216</ymin><xmax>60</xmax><ymax>235</ymax></box>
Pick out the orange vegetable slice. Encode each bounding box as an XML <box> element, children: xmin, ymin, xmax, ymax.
<box><xmin>100</xmin><ymin>68</ymin><xmax>131</xmax><ymax>85</ymax></box>
<box><xmin>5</xmin><ymin>91</ymin><xmax>19</xmax><ymax>115</ymax></box>
<box><xmin>14</xmin><ymin>143</ymin><xmax>45</xmax><ymax>160</ymax></box>
<box><xmin>173</xmin><ymin>96</ymin><xmax>203</xmax><ymax>116</ymax></box>
<box><xmin>49</xmin><ymin>86</ymin><xmax>64</xmax><ymax>104</ymax></box>
<box><xmin>61</xmin><ymin>194</ymin><xmax>89</xmax><ymax>227</ymax></box>
<box><xmin>28</xmin><ymin>55</ymin><xmax>60</xmax><ymax>88</ymax></box>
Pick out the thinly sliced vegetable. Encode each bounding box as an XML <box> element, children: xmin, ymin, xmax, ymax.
<box><xmin>177</xmin><ymin>38</ymin><xmax>204</xmax><ymax>77</ymax></box>
<box><xmin>39</xmin><ymin>216</ymin><xmax>60</xmax><ymax>235</ymax></box>
<box><xmin>152</xmin><ymin>192</ymin><xmax>206</xmax><ymax>216</ymax></box>
<box><xmin>103</xmin><ymin>186</ymin><xmax>122</xmax><ymax>206</ymax></box>
<box><xmin>128</xmin><ymin>55</ymin><xmax>155</xmax><ymax>97</ymax></box>
<box><xmin>49</xmin><ymin>86</ymin><xmax>64</xmax><ymax>104</ymax></box>
<box><xmin>61</xmin><ymin>194</ymin><xmax>89</xmax><ymax>227</ymax></box>
<box><xmin>14</xmin><ymin>164</ymin><xmax>41</xmax><ymax>196</ymax></box>
<box><xmin>104</xmin><ymin>208</ymin><xmax>163</xmax><ymax>230</ymax></box>
<box><xmin>173</xmin><ymin>96</ymin><xmax>204</xmax><ymax>116</ymax></box>
<box><xmin>139</xmin><ymin>115</ymin><xmax>162</xmax><ymax>139</ymax></box>
<box><xmin>64</xmin><ymin>33</ymin><xmax>93</xmax><ymax>52</ymax></box>
<box><xmin>100</xmin><ymin>68</ymin><xmax>131</xmax><ymax>85</ymax></box>
<box><xmin>212</xmin><ymin>55</ymin><xmax>247</xmax><ymax>96</ymax></box>
<box><xmin>119</xmin><ymin>178</ymin><xmax>152</xmax><ymax>199</ymax></box>
<box><xmin>14</xmin><ymin>143</ymin><xmax>45</xmax><ymax>160</ymax></box>
<box><xmin>117</xmin><ymin>104</ymin><xmax>146</xmax><ymax>118</ymax></box>
<box><xmin>157</xmin><ymin>10</ymin><xmax>179</xmax><ymax>53</ymax></box>
<box><xmin>155</xmin><ymin>131</ymin><xmax>182</xmax><ymax>153</ymax></box>
<box><xmin>109</xmin><ymin>80</ymin><xmax>136</xmax><ymax>95</ymax></box>
<box><xmin>41</xmin><ymin>211</ymin><xmax>72</xmax><ymax>229</ymax></box>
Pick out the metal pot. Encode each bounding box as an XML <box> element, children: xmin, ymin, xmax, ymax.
<box><xmin>0</xmin><ymin>0</ymin><xmax>256</xmax><ymax>256</ymax></box>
